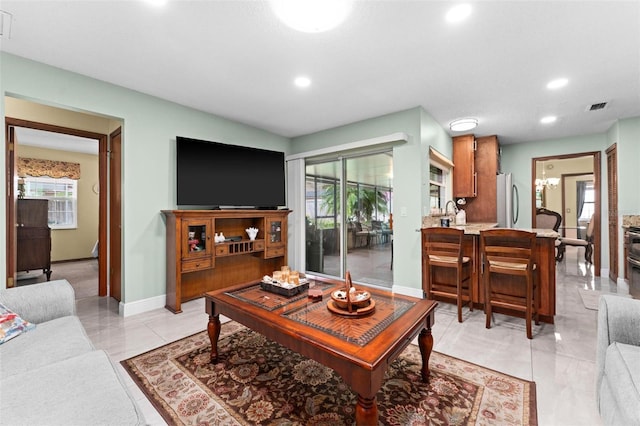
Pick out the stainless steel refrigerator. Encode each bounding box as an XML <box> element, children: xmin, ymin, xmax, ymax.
<box><xmin>496</xmin><ymin>173</ymin><xmax>519</xmax><ymax>228</ymax></box>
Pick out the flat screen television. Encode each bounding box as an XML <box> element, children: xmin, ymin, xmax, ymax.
<box><xmin>176</xmin><ymin>136</ymin><xmax>286</xmax><ymax>209</ymax></box>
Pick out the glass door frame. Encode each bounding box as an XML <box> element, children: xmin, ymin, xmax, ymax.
<box><xmin>304</xmin><ymin>150</ymin><xmax>393</xmax><ymax>285</ymax></box>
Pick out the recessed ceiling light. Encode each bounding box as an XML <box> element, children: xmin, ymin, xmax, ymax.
<box><xmin>546</xmin><ymin>78</ymin><xmax>568</xmax><ymax>90</ymax></box>
<box><xmin>294</xmin><ymin>76</ymin><xmax>311</xmax><ymax>88</ymax></box>
<box><xmin>446</xmin><ymin>4</ymin><xmax>472</xmax><ymax>23</ymax></box>
<box><xmin>449</xmin><ymin>118</ymin><xmax>478</xmax><ymax>132</ymax></box>
<box><xmin>540</xmin><ymin>116</ymin><xmax>557</xmax><ymax>124</ymax></box>
<box><xmin>270</xmin><ymin>0</ymin><xmax>352</xmax><ymax>33</ymax></box>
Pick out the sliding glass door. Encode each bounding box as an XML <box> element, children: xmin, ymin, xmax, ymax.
<box><xmin>305</xmin><ymin>159</ymin><xmax>341</xmax><ymax>276</ymax></box>
<box><xmin>305</xmin><ymin>152</ymin><xmax>393</xmax><ymax>288</ymax></box>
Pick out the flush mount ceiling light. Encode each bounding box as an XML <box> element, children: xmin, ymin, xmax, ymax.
<box><xmin>446</xmin><ymin>4</ymin><xmax>472</xmax><ymax>23</ymax></box>
<box><xmin>540</xmin><ymin>116</ymin><xmax>557</xmax><ymax>124</ymax></box>
<box><xmin>270</xmin><ymin>0</ymin><xmax>353</xmax><ymax>33</ymax></box>
<box><xmin>449</xmin><ymin>118</ymin><xmax>478</xmax><ymax>132</ymax></box>
<box><xmin>294</xmin><ymin>76</ymin><xmax>311</xmax><ymax>88</ymax></box>
<box><xmin>546</xmin><ymin>78</ymin><xmax>568</xmax><ymax>90</ymax></box>
<box><xmin>144</xmin><ymin>0</ymin><xmax>168</xmax><ymax>7</ymax></box>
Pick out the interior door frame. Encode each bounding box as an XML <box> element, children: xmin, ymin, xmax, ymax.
<box><xmin>605</xmin><ymin>143</ymin><xmax>618</xmax><ymax>282</ymax></box>
<box><xmin>109</xmin><ymin>127</ymin><xmax>122</xmax><ymax>301</ymax></box>
<box><xmin>531</xmin><ymin>151</ymin><xmax>601</xmax><ymax>276</ymax></box>
<box><xmin>5</xmin><ymin>118</ymin><xmax>108</xmax><ymax>294</ymax></box>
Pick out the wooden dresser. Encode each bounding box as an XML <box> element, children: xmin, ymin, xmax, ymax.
<box><xmin>17</xmin><ymin>199</ymin><xmax>52</xmax><ymax>280</ymax></box>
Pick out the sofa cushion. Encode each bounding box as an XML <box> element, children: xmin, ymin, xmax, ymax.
<box><xmin>0</xmin><ymin>350</ymin><xmax>145</xmax><ymax>426</ymax></box>
<box><xmin>0</xmin><ymin>315</ymin><xmax>94</xmax><ymax>380</ymax></box>
<box><xmin>0</xmin><ymin>301</ymin><xmax>35</xmax><ymax>344</ymax></box>
<box><xmin>602</xmin><ymin>342</ymin><xmax>640</xmax><ymax>424</ymax></box>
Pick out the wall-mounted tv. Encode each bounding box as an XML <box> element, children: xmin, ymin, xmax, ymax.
<box><xmin>176</xmin><ymin>136</ymin><xmax>286</xmax><ymax>209</ymax></box>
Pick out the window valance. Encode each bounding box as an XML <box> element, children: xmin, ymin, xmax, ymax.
<box><xmin>18</xmin><ymin>157</ymin><xmax>81</xmax><ymax>180</ymax></box>
<box><xmin>429</xmin><ymin>147</ymin><xmax>454</xmax><ymax>169</ymax></box>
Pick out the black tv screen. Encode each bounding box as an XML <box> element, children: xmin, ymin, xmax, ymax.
<box><xmin>176</xmin><ymin>137</ymin><xmax>286</xmax><ymax>208</ymax></box>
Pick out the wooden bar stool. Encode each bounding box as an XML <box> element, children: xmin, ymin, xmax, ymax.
<box><xmin>480</xmin><ymin>229</ymin><xmax>539</xmax><ymax>339</ymax></box>
<box><xmin>422</xmin><ymin>227</ymin><xmax>473</xmax><ymax>323</ymax></box>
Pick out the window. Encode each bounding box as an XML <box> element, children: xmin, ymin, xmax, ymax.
<box><xmin>23</xmin><ymin>176</ymin><xmax>78</xmax><ymax>229</ymax></box>
<box><xmin>429</xmin><ymin>164</ymin><xmax>447</xmax><ymax>211</ymax></box>
<box><xmin>579</xmin><ymin>181</ymin><xmax>595</xmax><ymax>221</ymax></box>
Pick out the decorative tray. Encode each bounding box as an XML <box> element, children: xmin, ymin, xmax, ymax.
<box><xmin>260</xmin><ymin>280</ymin><xmax>309</xmax><ymax>297</ymax></box>
<box><xmin>327</xmin><ymin>299</ymin><xmax>376</xmax><ymax>317</ymax></box>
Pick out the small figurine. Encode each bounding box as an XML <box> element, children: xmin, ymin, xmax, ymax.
<box><xmin>188</xmin><ymin>231</ymin><xmax>199</xmax><ymax>251</ymax></box>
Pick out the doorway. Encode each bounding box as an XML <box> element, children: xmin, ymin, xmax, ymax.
<box><xmin>304</xmin><ymin>152</ymin><xmax>393</xmax><ymax>287</ymax></box>
<box><xmin>5</xmin><ymin>116</ymin><xmax>117</xmax><ymax>297</ymax></box>
<box><xmin>532</xmin><ymin>151</ymin><xmax>601</xmax><ymax>276</ymax></box>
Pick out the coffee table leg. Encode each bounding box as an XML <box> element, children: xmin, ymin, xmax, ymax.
<box><xmin>355</xmin><ymin>394</ymin><xmax>377</xmax><ymax>425</ymax></box>
<box><xmin>208</xmin><ymin>314</ymin><xmax>221</xmax><ymax>362</ymax></box>
<box><xmin>418</xmin><ymin>326</ymin><xmax>434</xmax><ymax>382</ymax></box>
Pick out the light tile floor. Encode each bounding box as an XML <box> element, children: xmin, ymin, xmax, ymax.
<box><xmin>75</xmin><ymin>246</ymin><xmax>628</xmax><ymax>425</ymax></box>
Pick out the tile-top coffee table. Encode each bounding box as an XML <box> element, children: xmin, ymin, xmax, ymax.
<box><xmin>205</xmin><ymin>275</ymin><xmax>437</xmax><ymax>425</ymax></box>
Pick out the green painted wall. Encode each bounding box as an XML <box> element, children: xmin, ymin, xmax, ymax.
<box><xmin>1</xmin><ymin>53</ymin><xmax>290</xmax><ymax>304</ymax></box>
<box><xmin>616</xmin><ymin>117</ymin><xmax>640</xmax><ymax>216</ymax></box>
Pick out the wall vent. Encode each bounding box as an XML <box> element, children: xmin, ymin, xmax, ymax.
<box><xmin>0</xmin><ymin>10</ymin><xmax>13</xmax><ymax>39</ymax></box>
<box><xmin>588</xmin><ymin>102</ymin><xmax>608</xmax><ymax>111</ymax></box>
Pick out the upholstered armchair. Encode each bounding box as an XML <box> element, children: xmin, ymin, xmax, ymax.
<box><xmin>558</xmin><ymin>214</ymin><xmax>594</xmax><ymax>263</ymax></box>
<box><xmin>535</xmin><ymin>208</ymin><xmax>562</xmax><ymax>261</ymax></box>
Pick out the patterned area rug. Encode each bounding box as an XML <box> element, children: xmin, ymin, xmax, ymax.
<box><xmin>122</xmin><ymin>322</ymin><xmax>537</xmax><ymax>425</ymax></box>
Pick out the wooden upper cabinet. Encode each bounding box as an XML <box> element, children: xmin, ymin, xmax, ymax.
<box><xmin>463</xmin><ymin>136</ymin><xmax>500</xmax><ymax>222</ymax></box>
<box><xmin>452</xmin><ymin>134</ymin><xmax>476</xmax><ymax>198</ymax></box>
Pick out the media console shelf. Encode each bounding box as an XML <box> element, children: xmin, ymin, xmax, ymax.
<box><xmin>162</xmin><ymin>209</ymin><xmax>290</xmax><ymax>313</ymax></box>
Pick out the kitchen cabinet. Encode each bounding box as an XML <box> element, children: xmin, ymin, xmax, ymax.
<box><xmin>421</xmin><ymin>225</ymin><xmax>557</xmax><ymax>323</ymax></box>
<box><xmin>463</xmin><ymin>135</ymin><xmax>500</xmax><ymax>222</ymax></box>
<box><xmin>452</xmin><ymin>134</ymin><xmax>476</xmax><ymax>197</ymax></box>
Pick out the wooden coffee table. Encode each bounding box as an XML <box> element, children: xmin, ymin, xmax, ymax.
<box><xmin>205</xmin><ymin>275</ymin><xmax>437</xmax><ymax>425</ymax></box>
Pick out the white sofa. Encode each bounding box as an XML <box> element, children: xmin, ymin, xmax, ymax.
<box><xmin>596</xmin><ymin>295</ymin><xmax>640</xmax><ymax>425</ymax></box>
<box><xmin>0</xmin><ymin>280</ymin><xmax>146</xmax><ymax>426</ymax></box>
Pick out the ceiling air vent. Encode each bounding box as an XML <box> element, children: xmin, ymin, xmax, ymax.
<box><xmin>0</xmin><ymin>10</ymin><xmax>12</xmax><ymax>38</ymax></box>
<box><xmin>588</xmin><ymin>102</ymin><xmax>608</xmax><ymax>111</ymax></box>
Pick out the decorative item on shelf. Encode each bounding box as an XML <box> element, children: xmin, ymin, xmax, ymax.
<box><xmin>17</xmin><ymin>178</ymin><xmax>25</xmax><ymax>199</ymax></box>
<box><xmin>214</xmin><ymin>232</ymin><xmax>225</xmax><ymax>243</ymax></box>
<box><xmin>328</xmin><ymin>271</ymin><xmax>374</xmax><ymax>315</ymax></box>
<box><xmin>246</xmin><ymin>227</ymin><xmax>259</xmax><ymax>241</ymax></box>
<box><xmin>188</xmin><ymin>231</ymin><xmax>199</xmax><ymax>252</ymax></box>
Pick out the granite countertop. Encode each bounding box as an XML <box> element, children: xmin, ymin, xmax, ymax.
<box><xmin>421</xmin><ymin>221</ymin><xmax>559</xmax><ymax>238</ymax></box>
<box><xmin>622</xmin><ymin>215</ymin><xmax>640</xmax><ymax>227</ymax></box>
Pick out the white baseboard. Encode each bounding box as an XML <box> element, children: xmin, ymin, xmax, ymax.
<box><xmin>118</xmin><ymin>294</ymin><xmax>166</xmax><ymax>317</ymax></box>
<box><xmin>392</xmin><ymin>284</ymin><xmax>423</xmax><ymax>299</ymax></box>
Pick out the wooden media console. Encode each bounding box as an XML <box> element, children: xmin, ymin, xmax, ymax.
<box><xmin>162</xmin><ymin>209</ymin><xmax>290</xmax><ymax>313</ymax></box>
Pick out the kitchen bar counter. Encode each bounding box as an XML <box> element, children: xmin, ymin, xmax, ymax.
<box><xmin>421</xmin><ymin>223</ymin><xmax>558</xmax><ymax>323</ymax></box>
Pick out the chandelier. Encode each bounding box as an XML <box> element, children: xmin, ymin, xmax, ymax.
<box><xmin>535</xmin><ymin>163</ymin><xmax>560</xmax><ymax>191</ymax></box>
